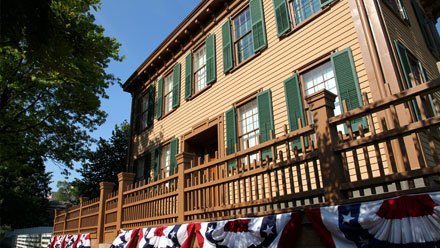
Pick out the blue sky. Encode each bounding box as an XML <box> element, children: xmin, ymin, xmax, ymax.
<box><xmin>47</xmin><ymin>0</ymin><xmax>201</xmax><ymax>191</ymax></box>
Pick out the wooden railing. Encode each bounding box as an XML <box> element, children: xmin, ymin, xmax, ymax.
<box><xmin>53</xmin><ymin>79</ymin><xmax>440</xmax><ymax>244</ymax></box>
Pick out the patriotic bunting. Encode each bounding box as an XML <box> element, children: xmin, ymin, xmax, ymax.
<box><xmin>110</xmin><ymin>229</ymin><xmax>140</xmax><ymax>248</ymax></box>
<box><xmin>138</xmin><ymin>224</ymin><xmax>195</xmax><ymax>248</ymax></box>
<box><xmin>194</xmin><ymin>213</ymin><xmax>302</xmax><ymax>248</ymax></box>
<box><xmin>306</xmin><ymin>192</ymin><xmax>440</xmax><ymax>248</ymax></box>
<box><xmin>77</xmin><ymin>233</ymin><xmax>91</xmax><ymax>248</ymax></box>
<box><xmin>47</xmin><ymin>233</ymin><xmax>90</xmax><ymax>248</ymax></box>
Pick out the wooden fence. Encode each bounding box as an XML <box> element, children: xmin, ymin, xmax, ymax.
<box><xmin>53</xmin><ymin>79</ymin><xmax>440</xmax><ymax>244</ymax></box>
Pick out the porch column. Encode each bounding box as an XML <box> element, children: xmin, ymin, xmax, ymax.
<box><xmin>97</xmin><ymin>182</ymin><xmax>114</xmax><ymax>243</ymax></box>
<box><xmin>116</xmin><ymin>172</ymin><xmax>135</xmax><ymax>231</ymax></box>
<box><xmin>306</xmin><ymin>89</ymin><xmax>345</xmax><ymax>205</ymax></box>
<box><xmin>176</xmin><ymin>152</ymin><xmax>194</xmax><ymax>223</ymax></box>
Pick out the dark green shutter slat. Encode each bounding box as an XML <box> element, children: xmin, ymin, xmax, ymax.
<box><xmin>222</xmin><ymin>20</ymin><xmax>233</xmax><ymax>73</ymax></box>
<box><xmin>272</xmin><ymin>0</ymin><xmax>291</xmax><ymax>37</ymax></box>
<box><xmin>225</xmin><ymin>107</ymin><xmax>237</xmax><ymax>169</ymax></box>
<box><xmin>156</xmin><ymin>78</ymin><xmax>164</xmax><ymax>119</ymax></box>
<box><xmin>320</xmin><ymin>0</ymin><xmax>333</xmax><ymax>7</ymax></box>
<box><xmin>136</xmin><ymin>98</ymin><xmax>141</xmax><ymax>132</ymax></box>
<box><xmin>172</xmin><ymin>63</ymin><xmax>181</xmax><ymax>109</ymax></box>
<box><xmin>185</xmin><ymin>52</ymin><xmax>193</xmax><ymax>100</ymax></box>
<box><xmin>250</xmin><ymin>0</ymin><xmax>267</xmax><ymax>52</ymax></box>
<box><xmin>147</xmin><ymin>86</ymin><xmax>155</xmax><ymax>127</ymax></box>
<box><xmin>284</xmin><ymin>74</ymin><xmax>305</xmax><ymax>150</ymax></box>
<box><xmin>257</xmin><ymin>89</ymin><xmax>275</xmax><ymax>159</ymax></box>
<box><xmin>394</xmin><ymin>40</ymin><xmax>421</xmax><ymax>120</ymax></box>
<box><xmin>154</xmin><ymin>148</ymin><xmax>161</xmax><ymax>180</ymax></box>
<box><xmin>332</xmin><ymin>48</ymin><xmax>366</xmax><ymax>131</ymax></box>
<box><xmin>411</xmin><ymin>0</ymin><xmax>434</xmax><ymax>51</ymax></box>
<box><xmin>170</xmin><ymin>138</ymin><xmax>179</xmax><ymax>175</ymax></box>
<box><xmin>144</xmin><ymin>152</ymin><xmax>151</xmax><ymax>180</ymax></box>
<box><xmin>206</xmin><ymin>34</ymin><xmax>216</xmax><ymax>84</ymax></box>
<box><xmin>394</xmin><ymin>40</ymin><xmax>412</xmax><ymax>89</ymax></box>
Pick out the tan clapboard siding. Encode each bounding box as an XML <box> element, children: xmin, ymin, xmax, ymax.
<box><xmin>380</xmin><ymin>1</ymin><xmax>439</xmax><ymax>79</ymax></box>
<box><xmin>133</xmin><ymin>0</ymin><xmax>372</xmax><ymax>159</ymax></box>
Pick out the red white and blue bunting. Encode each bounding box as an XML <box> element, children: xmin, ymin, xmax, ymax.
<box><xmin>48</xmin><ymin>233</ymin><xmax>90</xmax><ymax>248</ymax></box>
<box><xmin>110</xmin><ymin>229</ymin><xmax>140</xmax><ymax>248</ymax></box>
<box><xmin>138</xmin><ymin>224</ymin><xmax>195</xmax><ymax>248</ymax></box>
<box><xmin>306</xmin><ymin>192</ymin><xmax>440</xmax><ymax>247</ymax></box>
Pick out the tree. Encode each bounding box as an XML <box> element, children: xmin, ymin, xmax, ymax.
<box><xmin>0</xmin><ymin>0</ymin><xmax>121</xmax><ymax>168</ymax></box>
<box><xmin>74</xmin><ymin>122</ymin><xmax>129</xmax><ymax>198</ymax></box>
<box><xmin>0</xmin><ymin>157</ymin><xmax>52</xmax><ymax>228</ymax></box>
<box><xmin>53</xmin><ymin>180</ymin><xmax>80</xmax><ymax>205</ymax></box>
<box><xmin>0</xmin><ymin>0</ymin><xmax>121</xmax><ymax>228</ymax></box>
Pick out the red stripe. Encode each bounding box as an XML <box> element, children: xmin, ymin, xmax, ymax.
<box><xmin>194</xmin><ymin>223</ymin><xmax>204</xmax><ymax>248</ymax></box>
<box><xmin>223</xmin><ymin>219</ymin><xmax>251</xmax><ymax>233</ymax></box>
<box><xmin>377</xmin><ymin>194</ymin><xmax>438</xmax><ymax>219</ymax></box>
<box><xmin>154</xmin><ymin>226</ymin><xmax>167</xmax><ymax>237</ymax></box>
<box><xmin>125</xmin><ymin>229</ymin><xmax>140</xmax><ymax>248</ymax></box>
<box><xmin>182</xmin><ymin>223</ymin><xmax>196</xmax><ymax>248</ymax></box>
<box><xmin>306</xmin><ymin>208</ymin><xmax>335</xmax><ymax>248</ymax></box>
<box><xmin>137</xmin><ymin>228</ymin><xmax>144</xmax><ymax>246</ymax></box>
<box><xmin>277</xmin><ymin>213</ymin><xmax>303</xmax><ymax>248</ymax></box>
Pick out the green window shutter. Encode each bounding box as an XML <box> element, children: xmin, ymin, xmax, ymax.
<box><xmin>411</xmin><ymin>0</ymin><xmax>433</xmax><ymax>51</ymax></box>
<box><xmin>144</xmin><ymin>152</ymin><xmax>152</xmax><ymax>180</ymax></box>
<box><xmin>320</xmin><ymin>0</ymin><xmax>333</xmax><ymax>7</ymax></box>
<box><xmin>331</xmin><ymin>48</ymin><xmax>366</xmax><ymax>131</ymax></box>
<box><xmin>172</xmin><ymin>63</ymin><xmax>181</xmax><ymax>109</ymax></box>
<box><xmin>394</xmin><ymin>40</ymin><xmax>412</xmax><ymax>89</ymax></box>
<box><xmin>156</xmin><ymin>78</ymin><xmax>164</xmax><ymax>119</ymax></box>
<box><xmin>147</xmin><ymin>85</ymin><xmax>155</xmax><ymax>127</ymax></box>
<box><xmin>222</xmin><ymin>20</ymin><xmax>233</xmax><ymax>73</ymax></box>
<box><xmin>257</xmin><ymin>89</ymin><xmax>275</xmax><ymax>159</ymax></box>
<box><xmin>284</xmin><ymin>74</ymin><xmax>305</xmax><ymax>150</ymax></box>
<box><xmin>225</xmin><ymin>107</ymin><xmax>237</xmax><ymax>169</ymax></box>
<box><xmin>272</xmin><ymin>0</ymin><xmax>291</xmax><ymax>37</ymax></box>
<box><xmin>185</xmin><ymin>52</ymin><xmax>193</xmax><ymax>100</ymax></box>
<box><xmin>394</xmin><ymin>40</ymin><xmax>422</xmax><ymax>120</ymax></box>
<box><xmin>250</xmin><ymin>0</ymin><xmax>267</xmax><ymax>52</ymax></box>
<box><xmin>206</xmin><ymin>34</ymin><xmax>217</xmax><ymax>84</ymax></box>
<box><xmin>170</xmin><ymin>138</ymin><xmax>179</xmax><ymax>175</ymax></box>
<box><xmin>136</xmin><ymin>98</ymin><xmax>141</xmax><ymax>132</ymax></box>
<box><xmin>154</xmin><ymin>148</ymin><xmax>161</xmax><ymax>180</ymax></box>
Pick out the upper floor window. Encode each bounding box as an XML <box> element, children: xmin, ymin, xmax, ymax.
<box><xmin>291</xmin><ymin>0</ymin><xmax>321</xmax><ymax>25</ymax></box>
<box><xmin>184</xmin><ymin>35</ymin><xmax>216</xmax><ymax>100</ymax></box>
<box><xmin>233</xmin><ymin>8</ymin><xmax>254</xmax><ymax>64</ymax></box>
<box><xmin>163</xmin><ymin>73</ymin><xmax>174</xmax><ymax>115</ymax></box>
<box><xmin>384</xmin><ymin>0</ymin><xmax>409</xmax><ymax>21</ymax></box>
<box><xmin>222</xmin><ymin>0</ymin><xmax>267</xmax><ymax>73</ymax></box>
<box><xmin>272</xmin><ymin>0</ymin><xmax>333</xmax><ymax>37</ymax></box>
<box><xmin>193</xmin><ymin>45</ymin><xmax>207</xmax><ymax>93</ymax></box>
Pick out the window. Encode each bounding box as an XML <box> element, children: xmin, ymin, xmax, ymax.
<box><xmin>233</xmin><ymin>8</ymin><xmax>254</xmax><ymax>64</ymax></box>
<box><xmin>222</xmin><ymin>0</ymin><xmax>267</xmax><ymax>73</ymax></box>
<box><xmin>303</xmin><ymin>61</ymin><xmax>341</xmax><ymax>116</ymax></box>
<box><xmin>291</xmin><ymin>0</ymin><xmax>321</xmax><ymax>25</ymax></box>
<box><xmin>160</xmin><ymin>143</ymin><xmax>171</xmax><ymax>179</ymax></box>
<box><xmin>225</xmin><ymin>90</ymin><xmax>274</xmax><ymax>168</ymax></box>
<box><xmin>193</xmin><ymin>45</ymin><xmax>207</xmax><ymax>92</ymax></box>
<box><xmin>272</xmin><ymin>0</ymin><xmax>333</xmax><ymax>37</ymax></box>
<box><xmin>163</xmin><ymin>73</ymin><xmax>173</xmax><ymax>115</ymax></box>
<box><xmin>134</xmin><ymin>152</ymin><xmax>152</xmax><ymax>182</ymax></box>
<box><xmin>384</xmin><ymin>0</ymin><xmax>408</xmax><ymax>20</ymax></box>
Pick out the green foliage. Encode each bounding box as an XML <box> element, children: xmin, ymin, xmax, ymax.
<box><xmin>53</xmin><ymin>180</ymin><xmax>80</xmax><ymax>205</ymax></box>
<box><xmin>0</xmin><ymin>0</ymin><xmax>121</xmax><ymax>228</ymax></box>
<box><xmin>0</xmin><ymin>0</ymin><xmax>122</xmax><ymax>168</ymax></box>
<box><xmin>74</xmin><ymin>122</ymin><xmax>129</xmax><ymax>198</ymax></box>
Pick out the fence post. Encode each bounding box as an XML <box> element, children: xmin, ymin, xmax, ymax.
<box><xmin>116</xmin><ymin>172</ymin><xmax>135</xmax><ymax>231</ymax></box>
<box><xmin>176</xmin><ymin>152</ymin><xmax>194</xmax><ymax>223</ymax></box>
<box><xmin>305</xmin><ymin>89</ymin><xmax>345</xmax><ymax>205</ymax></box>
<box><xmin>78</xmin><ymin>197</ymin><xmax>88</xmax><ymax>234</ymax></box>
<box><xmin>97</xmin><ymin>182</ymin><xmax>114</xmax><ymax>244</ymax></box>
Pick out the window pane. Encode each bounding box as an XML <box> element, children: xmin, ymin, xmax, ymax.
<box><xmin>161</xmin><ymin>145</ymin><xmax>171</xmax><ymax>178</ymax></box>
<box><xmin>292</xmin><ymin>0</ymin><xmax>321</xmax><ymax>25</ymax></box>
<box><xmin>164</xmin><ymin>73</ymin><xmax>173</xmax><ymax>114</ymax></box>
<box><xmin>194</xmin><ymin>45</ymin><xmax>207</xmax><ymax>92</ymax></box>
<box><xmin>234</xmin><ymin>8</ymin><xmax>254</xmax><ymax>64</ymax></box>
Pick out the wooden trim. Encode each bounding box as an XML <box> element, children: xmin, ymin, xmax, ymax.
<box><xmin>233</xmin><ymin>90</ymin><xmax>261</xmax><ymax>107</ymax></box>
